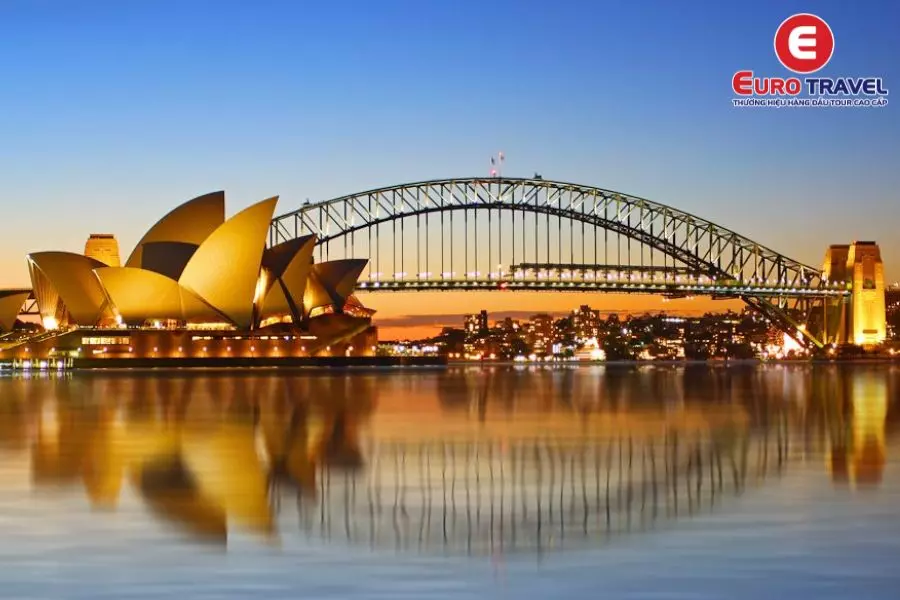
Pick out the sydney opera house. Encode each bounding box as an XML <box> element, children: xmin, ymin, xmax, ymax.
<box><xmin>0</xmin><ymin>192</ymin><xmax>377</xmax><ymax>365</ymax></box>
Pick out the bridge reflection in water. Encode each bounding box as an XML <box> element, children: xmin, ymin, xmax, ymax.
<box><xmin>306</xmin><ymin>429</ymin><xmax>779</xmax><ymax>556</ymax></box>
<box><xmin>0</xmin><ymin>366</ymin><xmax>896</xmax><ymax>555</ymax></box>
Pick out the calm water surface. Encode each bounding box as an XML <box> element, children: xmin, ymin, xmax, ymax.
<box><xmin>0</xmin><ymin>364</ymin><xmax>898</xmax><ymax>599</ymax></box>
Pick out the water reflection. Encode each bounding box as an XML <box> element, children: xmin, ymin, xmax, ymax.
<box><xmin>1</xmin><ymin>374</ymin><xmax>377</xmax><ymax>547</ymax></box>
<box><xmin>0</xmin><ymin>365</ymin><xmax>897</xmax><ymax>555</ymax></box>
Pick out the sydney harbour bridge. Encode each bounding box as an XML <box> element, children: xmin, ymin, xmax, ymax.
<box><xmin>268</xmin><ymin>177</ymin><xmax>874</xmax><ymax>349</ymax></box>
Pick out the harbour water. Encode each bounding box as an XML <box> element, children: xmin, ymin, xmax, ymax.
<box><xmin>0</xmin><ymin>364</ymin><xmax>898</xmax><ymax>599</ymax></box>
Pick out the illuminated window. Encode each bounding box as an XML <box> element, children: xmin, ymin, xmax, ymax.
<box><xmin>81</xmin><ymin>336</ymin><xmax>130</xmax><ymax>346</ymax></box>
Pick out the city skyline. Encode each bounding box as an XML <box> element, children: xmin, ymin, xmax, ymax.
<box><xmin>384</xmin><ymin>305</ymin><xmax>786</xmax><ymax>361</ymax></box>
<box><xmin>371</xmin><ymin>295</ymin><xmax>746</xmax><ymax>340</ymax></box>
<box><xmin>2</xmin><ymin>0</ymin><xmax>898</xmax><ymax>335</ymax></box>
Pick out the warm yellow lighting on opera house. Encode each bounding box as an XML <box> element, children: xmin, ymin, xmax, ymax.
<box><xmin>0</xmin><ymin>191</ymin><xmax>376</xmax><ymax>361</ymax></box>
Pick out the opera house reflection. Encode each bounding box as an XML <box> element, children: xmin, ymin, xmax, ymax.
<box><xmin>0</xmin><ymin>365</ymin><xmax>897</xmax><ymax>555</ymax></box>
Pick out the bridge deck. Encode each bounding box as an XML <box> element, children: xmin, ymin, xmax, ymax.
<box><xmin>356</xmin><ymin>277</ymin><xmax>849</xmax><ymax>298</ymax></box>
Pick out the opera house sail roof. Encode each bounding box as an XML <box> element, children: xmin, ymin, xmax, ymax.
<box><xmin>19</xmin><ymin>192</ymin><xmax>372</xmax><ymax>335</ymax></box>
<box><xmin>0</xmin><ymin>289</ymin><xmax>31</xmax><ymax>332</ymax></box>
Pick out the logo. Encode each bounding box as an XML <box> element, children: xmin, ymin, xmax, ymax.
<box><xmin>773</xmin><ymin>13</ymin><xmax>834</xmax><ymax>74</ymax></box>
<box><xmin>732</xmin><ymin>13</ymin><xmax>887</xmax><ymax>108</ymax></box>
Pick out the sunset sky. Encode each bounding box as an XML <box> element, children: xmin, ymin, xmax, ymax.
<box><xmin>1</xmin><ymin>0</ymin><xmax>898</xmax><ymax>338</ymax></box>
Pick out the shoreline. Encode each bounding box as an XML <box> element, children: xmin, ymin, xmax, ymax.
<box><xmin>1</xmin><ymin>355</ymin><xmax>896</xmax><ymax>373</ymax></box>
<box><xmin>0</xmin><ymin>355</ymin><xmax>447</xmax><ymax>372</ymax></box>
<box><xmin>446</xmin><ymin>357</ymin><xmax>899</xmax><ymax>367</ymax></box>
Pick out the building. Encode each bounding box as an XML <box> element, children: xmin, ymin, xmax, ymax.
<box><xmin>500</xmin><ymin>317</ymin><xmax>519</xmax><ymax>333</ymax></box>
<box><xmin>0</xmin><ymin>191</ymin><xmax>376</xmax><ymax>362</ymax></box>
<box><xmin>886</xmin><ymin>284</ymin><xmax>900</xmax><ymax>341</ymax></box>
<box><xmin>464</xmin><ymin>310</ymin><xmax>488</xmax><ymax>335</ymax></box>
<box><xmin>525</xmin><ymin>313</ymin><xmax>555</xmax><ymax>353</ymax></box>
<box><xmin>571</xmin><ymin>305</ymin><xmax>600</xmax><ymax>340</ymax></box>
<box><xmin>84</xmin><ymin>234</ymin><xmax>121</xmax><ymax>267</ymax></box>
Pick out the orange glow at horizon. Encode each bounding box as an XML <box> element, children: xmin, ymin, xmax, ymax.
<box><xmin>360</xmin><ymin>291</ymin><xmax>744</xmax><ymax>340</ymax></box>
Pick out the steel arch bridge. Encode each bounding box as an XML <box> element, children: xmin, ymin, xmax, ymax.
<box><xmin>269</xmin><ymin>177</ymin><xmax>847</xmax><ymax>347</ymax></box>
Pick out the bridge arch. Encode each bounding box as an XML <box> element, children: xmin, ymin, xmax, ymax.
<box><xmin>270</xmin><ymin>177</ymin><xmax>843</xmax><ymax>347</ymax></box>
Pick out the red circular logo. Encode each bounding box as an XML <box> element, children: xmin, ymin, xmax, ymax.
<box><xmin>773</xmin><ymin>13</ymin><xmax>834</xmax><ymax>74</ymax></box>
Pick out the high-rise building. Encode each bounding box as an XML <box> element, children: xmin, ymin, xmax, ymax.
<box><xmin>464</xmin><ymin>310</ymin><xmax>489</xmax><ymax>335</ymax></box>
<box><xmin>84</xmin><ymin>234</ymin><xmax>121</xmax><ymax>267</ymax></box>
<box><xmin>886</xmin><ymin>284</ymin><xmax>900</xmax><ymax>341</ymax></box>
<box><xmin>571</xmin><ymin>304</ymin><xmax>600</xmax><ymax>340</ymax></box>
<box><xmin>464</xmin><ymin>314</ymin><xmax>478</xmax><ymax>334</ymax></box>
<box><xmin>525</xmin><ymin>313</ymin><xmax>554</xmax><ymax>352</ymax></box>
<box><xmin>478</xmin><ymin>309</ymin><xmax>488</xmax><ymax>333</ymax></box>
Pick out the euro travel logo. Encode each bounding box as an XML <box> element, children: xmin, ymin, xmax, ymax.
<box><xmin>732</xmin><ymin>13</ymin><xmax>888</xmax><ymax>108</ymax></box>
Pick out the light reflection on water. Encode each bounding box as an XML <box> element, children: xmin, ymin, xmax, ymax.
<box><xmin>0</xmin><ymin>364</ymin><xmax>899</xmax><ymax>598</ymax></box>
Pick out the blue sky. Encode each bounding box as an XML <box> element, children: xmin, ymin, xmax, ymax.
<box><xmin>1</xmin><ymin>0</ymin><xmax>898</xmax><ymax>316</ymax></box>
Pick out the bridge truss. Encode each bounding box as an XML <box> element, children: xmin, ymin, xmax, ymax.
<box><xmin>270</xmin><ymin>177</ymin><xmax>847</xmax><ymax>347</ymax></box>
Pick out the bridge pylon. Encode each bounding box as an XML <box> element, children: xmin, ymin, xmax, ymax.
<box><xmin>815</xmin><ymin>242</ymin><xmax>887</xmax><ymax>347</ymax></box>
